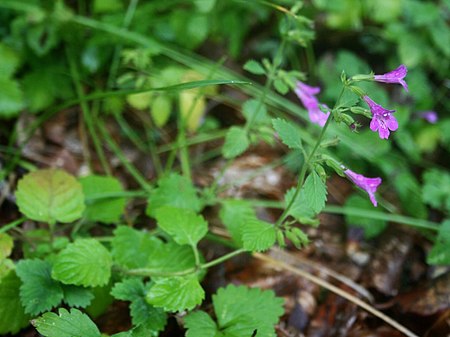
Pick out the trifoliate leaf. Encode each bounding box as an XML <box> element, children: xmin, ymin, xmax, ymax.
<box><xmin>32</xmin><ymin>308</ymin><xmax>101</xmax><ymax>337</ymax></box>
<box><xmin>52</xmin><ymin>239</ymin><xmax>112</xmax><ymax>287</ymax></box>
<box><xmin>0</xmin><ymin>233</ymin><xmax>13</xmax><ymax>259</ymax></box>
<box><xmin>213</xmin><ymin>285</ymin><xmax>284</xmax><ymax>337</ymax></box>
<box><xmin>15</xmin><ymin>169</ymin><xmax>85</xmax><ymax>225</ymax></box>
<box><xmin>146</xmin><ymin>275</ymin><xmax>204</xmax><ymax>312</ymax></box>
<box><xmin>185</xmin><ymin>310</ymin><xmax>219</xmax><ymax>337</ymax></box>
<box><xmin>302</xmin><ymin>171</ymin><xmax>327</xmax><ymax>214</ymax></box>
<box><xmin>112</xmin><ymin>226</ymin><xmax>163</xmax><ymax>269</ymax></box>
<box><xmin>80</xmin><ymin>175</ymin><xmax>127</xmax><ymax>224</ymax></box>
<box><xmin>242</xmin><ymin>99</ymin><xmax>268</xmax><ymax>124</ymax></box>
<box><xmin>222</xmin><ymin>126</ymin><xmax>249</xmax><ymax>159</ymax></box>
<box><xmin>16</xmin><ymin>259</ymin><xmax>64</xmax><ymax>315</ymax></box>
<box><xmin>154</xmin><ymin>206</ymin><xmax>208</xmax><ymax>246</ymax></box>
<box><xmin>219</xmin><ymin>200</ymin><xmax>257</xmax><ymax>246</ymax></box>
<box><xmin>272</xmin><ymin>118</ymin><xmax>302</xmax><ymax>149</ymax></box>
<box><xmin>0</xmin><ymin>77</ymin><xmax>25</xmax><ymax>118</ymax></box>
<box><xmin>146</xmin><ymin>173</ymin><xmax>201</xmax><ymax>217</ymax></box>
<box><xmin>62</xmin><ymin>285</ymin><xmax>94</xmax><ymax>308</ymax></box>
<box><xmin>243</xmin><ymin>59</ymin><xmax>266</xmax><ymax>75</ymax></box>
<box><xmin>111</xmin><ymin>278</ymin><xmax>167</xmax><ymax>330</ymax></box>
<box><xmin>241</xmin><ymin>219</ymin><xmax>276</xmax><ymax>252</ymax></box>
<box><xmin>0</xmin><ymin>271</ymin><xmax>30</xmax><ymax>334</ymax></box>
<box><xmin>344</xmin><ymin>194</ymin><xmax>387</xmax><ymax>239</ymax></box>
<box><xmin>422</xmin><ymin>169</ymin><xmax>450</xmax><ymax>212</ymax></box>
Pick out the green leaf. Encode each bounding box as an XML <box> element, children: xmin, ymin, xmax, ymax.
<box><xmin>150</xmin><ymin>94</ymin><xmax>172</xmax><ymax>127</ymax></box>
<box><xmin>213</xmin><ymin>285</ymin><xmax>284</xmax><ymax>337</ymax></box>
<box><xmin>272</xmin><ymin>118</ymin><xmax>302</xmax><ymax>149</ymax></box>
<box><xmin>242</xmin><ymin>99</ymin><xmax>268</xmax><ymax>124</ymax></box>
<box><xmin>16</xmin><ymin>259</ymin><xmax>64</xmax><ymax>315</ymax></box>
<box><xmin>393</xmin><ymin>170</ymin><xmax>427</xmax><ymax>219</ymax></box>
<box><xmin>32</xmin><ymin>308</ymin><xmax>101</xmax><ymax>337</ymax></box>
<box><xmin>185</xmin><ymin>310</ymin><xmax>219</xmax><ymax>337</ymax></box>
<box><xmin>112</xmin><ymin>226</ymin><xmax>164</xmax><ymax>269</ymax></box>
<box><xmin>0</xmin><ymin>271</ymin><xmax>30</xmax><ymax>334</ymax></box>
<box><xmin>302</xmin><ymin>171</ymin><xmax>327</xmax><ymax>214</ymax></box>
<box><xmin>285</xmin><ymin>188</ymin><xmax>315</xmax><ymax>223</ymax></box>
<box><xmin>344</xmin><ymin>194</ymin><xmax>387</xmax><ymax>239</ymax></box>
<box><xmin>145</xmin><ymin>242</ymin><xmax>198</xmax><ymax>274</ymax></box>
<box><xmin>146</xmin><ymin>173</ymin><xmax>201</xmax><ymax>217</ymax></box>
<box><xmin>422</xmin><ymin>169</ymin><xmax>450</xmax><ymax>212</ymax></box>
<box><xmin>0</xmin><ymin>43</ymin><xmax>20</xmax><ymax>78</ymax></box>
<box><xmin>427</xmin><ymin>220</ymin><xmax>450</xmax><ymax>265</ymax></box>
<box><xmin>111</xmin><ymin>279</ymin><xmax>167</xmax><ymax>331</ymax></box>
<box><xmin>80</xmin><ymin>175</ymin><xmax>127</xmax><ymax>224</ymax></box>
<box><xmin>241</xmin><ymin>219</ymin><xmax>276</xmax><ymax>252</ymax></box>
<box><xmin>62</xmin><ymin>285</ymin><xmax>95</xmax><ymax>308</ymax></box>
<box><xmin>154</xmin><ymin>206</ymin><xmax>208</xmax><ymax>246</ymax></box>
<box><xmin>52</xmin><ymin>239</ymin><xmax>112</xmax><ymax>287</ymax></box>
<box><xmin>219</xmin><ymin>200</ymin><xmax>257</xmax><ymax>246</ymax></box>
<box><xmin>273</xmin><ymin>78</ymin><xmax>289</xmax><ymax>95</ymax></box>
<box><xmin>243</xmin><ymin>59</ymin><xmax>266</xmax><ymax>75</ymax></box>
<box><xmin>222</xmin><ymin>126</ymin><xmax>249</xmax><ymax>159</ymax></box>
<box><xmin>0</xmin><ymin>77</ymin><xmax>25</xmax><ymax>118</ymax></box>
<box><xmin>146</xmin><ymin>275</ymin><xmax>205</xmax><ymax>312</ymax></box>
<box><xmin>0</xmin><ymin>233</ymin><xmax>13</xmax><ymax>260</ymax></box>
<box><xmin>15</xmin><ymin>169</ymin><xmax>85</xmax><ymax>225</ymax></box>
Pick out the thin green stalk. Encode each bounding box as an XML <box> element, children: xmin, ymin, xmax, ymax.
<box><xmin>97</xmin><ymin>122</ymin><xmax>152</xmax><ymax>191</ymax></box>
<box><xmin>66</xmin><ymin>48</ymin><xmax>111</xmax><ymax>175</ymax></box>
<box><xmin>0</xmin><ymin>217</ymin><xmax>26</xmax><ymax>234</ymax></box>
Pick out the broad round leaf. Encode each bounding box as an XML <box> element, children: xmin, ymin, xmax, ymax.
<box><xmin>16</xmin><ymin>169</ymin><xmax>85</xmax><ymax>225</ymax></box>
<box><xmin>52</xmin><ymin>239</ymin><xmax>112</xmax><ymax>287</ymax></box>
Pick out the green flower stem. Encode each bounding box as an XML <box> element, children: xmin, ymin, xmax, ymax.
<box><xmin>200</xmin><ymin>248</ymin><xmax>247</xmax><ymax>269</ymax></box>
<box><xmin>275</xmin><ymin>86</ymin><xmax>346</xmax><ymax>227</ymax></box>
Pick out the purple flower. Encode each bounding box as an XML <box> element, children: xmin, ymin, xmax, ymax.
<box><xmin>344</xmin><ymin>169</ymin><xmax>382</xmax><ymax>207</ymax></box>
<box><xmin>374</xmin><ymin>64</ymin><xmax>408</xmax><ymax>92</ymax></box>
<box><xmin>363</xmin><ymin>96</ymin><xmax>398</xmax><ymax>139</ymax></box>
<box><xmin>418</xmin><ymin>111</ymin><xmax>438</xmax><ymax>124</ymax></box>
<box><xmin>295</xmin><ymin>81</ymin><xmax>330</xmax><ymax>127</ymax></box>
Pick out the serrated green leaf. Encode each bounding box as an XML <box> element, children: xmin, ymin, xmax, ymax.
<box><xmin>32</xmin><ymin>308</ymin><xmax>101</xmax><ymax>337</ymax></box>
<box><xmin>80</xmin><ymin>175</ymin><xmax>127</xmax><ymax>224</ymax></box>
<box><xmin>146</xmin><ymin>275</ymin><xmax>204</xmax><ymax>312</ymax></box>
<box><xmin>15</xmin><ymin>169</ymin><xmax>85</xmax><ymax>225</ymax></box>
<box><xmin>52</xmin><ymin>239</ymin><xmax>112</xmax><ymax>287</ymax></box>
<box><xmin>185</xmin><ymin>310</ymin><xmax>219</xmax><ymax>337</ymax></box>
<box><xmin>241</xmin><ymin>219</ymin><xmax>276</xmax><ymax>252</ymax></box>
<box><xmin>154</xmin><ymin>206</ymin><xmax>208</xmax><ymax>246</ymax></box>
<box><xmin>242</xmin><ymin>99</ymin><xmax>268</xmax><ymax>124</ymax></box>
<box><xmin>423</xmin><ymin>169</ymin><xmax>450</xmax><ymax>212</ymax></box>
<box><xmin>146</xmin><ymin>173</ymin><xmax>201</xmax><ymax>217</ymax></box>
<box><xmin>0</xmin><ymin>77</ymin><xmax>25</xmax><ymax>118</ymax></box>
<box><xmin>16</xmin><ymin>259</ymin><xmax>64</xmax><ymax>315</ymax></box>
<box><xmin>0</xmin><ymin>233</ymin><xmax>13</xmax><ymax>260</ymax></box>
<box><xmin>285</xmin><ymin>188</ymin><xmax>315</xmax><ymax>223</ymax></box>
<box><xmin>62</xmin><ymin>285</ymin><xmax>94</xmax><ymax>308</ymax></box>
<box><xmin>302</xmin><ymin>171</ymin><xmax>327</xmax><ymax>214</ymax></box>
<box><xmin>0</xmin><ymin>271</ymin><xmax>30</xmax><ymax>334</ymax></box>
<box><xmin>243</xmin><ymin>59</ymin><xmax>266</xmax><ymax>75</ymax></box>
<box><xmin>213</xmin><ymin>285</ymin><xmax>284</xmax><ymax>337</ymax></box>
<box><xmin>272</xmin><ymin>118</ymin><xmax>302</xmax><ymax>149</ymax></box>
<box><xmin>111</xmin><ymin>278</ymin><xmax>145</xmax><ymax>302</ymax></box>
<box><xmin>344</xmin><ymin>194</ymin><xmax>387</xmax><ymax>239</ymax></box>
<box><xmin>222</xmin><ymin>126</ymin><xmax>249</xmax><ymax>159</ymax></box>
<box><xmin>219</xmin><ymin>200</ymin><xmax>257</xmax><ymax>246</ymax></box>
<box><xmin>112</xmin><ymin>226</ymin><xmax>164</xmax><ymax>269</ymax></box>
<box><xmin>145</xmin><ymin>241</ymin><xmax>198</xmax><ymax>274</ymax></box>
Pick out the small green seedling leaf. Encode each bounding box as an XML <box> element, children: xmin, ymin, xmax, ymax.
<box><xmin>241</xmin><ymin>219</ymin><xmax>276</xmax><ymax>252</ymax></box>
<box><xmin>146</xmin><ymin>275</ymin><xmax>205</xmax><ymax>312</ymax></box>
<box><xmin>16</xmin><ymin>169</ymin><xmax>85</xmax><ymax>225</ymax></box>
<box><xmin>32</xmin><ymin>308</ymin><xmax>101</xmax><ymax>337</ymax></box>
<box><xmin>184</xmin><ymin>310</ymin><xmax>219</xmax><ymax>337</ymax></box>
<box><xmin>243</xmin><ymin>59</ymin><xmax>266</xmax><ymax>75</ymax></box>
<box><xmin>16</xmin><ymin>259</ymin><xmax>64</xmax><ymax>315</ymax></box>
<box><xmin>154</xmin><ymin>206</ymin><xmax>208</xmax><ymax>247</ymax></box>
<box><xmin>52</xmin><ymin>239</ymin><xmax>112</xmax><ymax>287</ymax></box>
<box><xmin>222</xmin><ymin>126</ymin><xmax>249</xmax><ymax>159</ymax></box>
<box><xmin>0</xmin><ymin>271</ymin><xmax>30</xmax><ymax>335</ymax></box>
<box><xmin>272</xmin><ymin>118</ymin><xmax>302</xmax><ymax>149</ymax></box>
<box><xmin>0</xmin><ymin>233</ymin><xmax>13</xmax><ymax>260</ymax></box>
<box><xmin>146</xmin><ymin>173</ymin><xmax>201</xmax><ymax>217</ymax></box>
<box><xmin>80</xmin><ymin>175</ymin><xmax>127</xmax><ymax>224</ymax></box>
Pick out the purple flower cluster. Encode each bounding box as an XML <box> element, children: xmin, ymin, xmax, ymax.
<box><xmin>294</xmin><ymin>82</ymin><xmax>330</xmax><ymax>127</ymax></box>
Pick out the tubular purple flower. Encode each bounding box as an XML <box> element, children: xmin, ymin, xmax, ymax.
<box><xmin>374</xmin><ymin>64</ymin><xmax>408</xmax><ymax>92</ymax></box>
<box><xmin>363</xmin><ymin>96</ymin><xmax>398</xmax><ymax>139</ymax></box>
<box><xmin>295</xmin><ymin>81</ymin><xmax>330</xmax><ymax>127</ymax></box>
<box><xmin>418</xmin><ymin>111</ymin><xmax>438</xmax><ymax>124</ymax></box>
<box><xmin>344</xmin><ymin>169</ymin><xmax>382</xmax><ymax>207</ymax></box>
